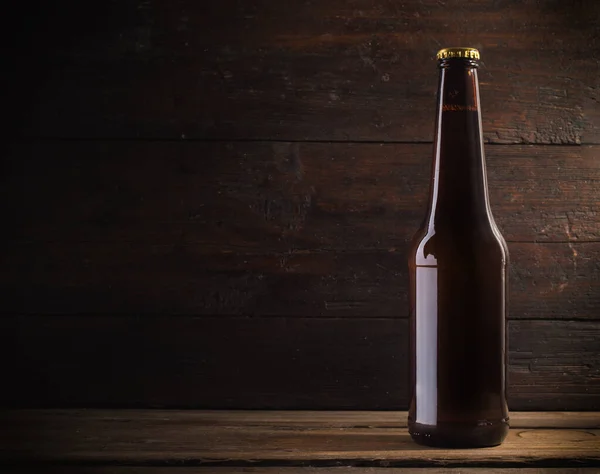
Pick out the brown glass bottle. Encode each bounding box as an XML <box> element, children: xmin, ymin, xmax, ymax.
<box><xmin>408</xmin><ymin>48</ymin><xmax>509</xmax><ymax>448</ymax></box>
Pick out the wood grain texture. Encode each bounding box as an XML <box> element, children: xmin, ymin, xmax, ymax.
<box><xmin>0</xmin><ymin>317</ymin><xmax>598</xmax><ymax>409</ymax></box>
<box><xmin>0</xmin><ymin>242</ymin><xmax>598</xmax><ymax>318</ymax></box>
<box><xmin>0</xmin><ymin>142</ymin><xmax>600</xmax><ymax>244</ymax></box>
<box><xmin>3</xmin><ymin>143</ymin><xmax>600</xmax><ymax>246</ymax></box>
<box><xmin>1</xmin><ymin>411</ymin><xmax>599</xmax><ymax>467</ymax></box>
<box><xmin>7</xmin><ymin>409</ymin><xmax>598</xmax><ymax>429</ymax></box>
<box><xmin>1</xmin><ymin>142</ymin><xmax>598</xmax><ymax>317</ymax></box>
<box><xmin>6</xmin><ymin>1</ymin><xmax>600</xmax><ymax>142</ymax></box>
<box><xmin>1</xmin><ymin>0</ymin><xmax>598</xmax><ymax>417</ymax></box>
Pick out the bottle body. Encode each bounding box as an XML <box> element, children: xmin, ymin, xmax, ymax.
<box><xmin>408</xmin><ymin>49</ymin><xmax>509</xmax><ymax>448</ymax></box>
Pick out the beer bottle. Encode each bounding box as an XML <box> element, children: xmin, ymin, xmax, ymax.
<box><xmin>408</xmin><ymin>47</ymin><xmax>509</xmax><ymax>448</ymax></box>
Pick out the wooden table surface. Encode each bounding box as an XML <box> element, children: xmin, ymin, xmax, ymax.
<box><xmin>1</xmin><ymin>410</ymin><xmax>599</xmax><ymax>472</ymax></box>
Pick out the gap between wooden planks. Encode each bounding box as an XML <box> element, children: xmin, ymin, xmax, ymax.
<box><xmin>2</xmin><ymin>469</ymin><xmax>599</xmax><ymax>474</ymax></box>
<box><xmin>0</xmin><ymin>411</ymin><xmax>599</xmax><ymax>469</ymax></box>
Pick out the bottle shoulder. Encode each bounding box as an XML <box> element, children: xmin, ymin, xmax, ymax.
<box><xmin>410</xmin><ymin>224</ymin><xmax>508</xmax><ymax>267</ymax></box>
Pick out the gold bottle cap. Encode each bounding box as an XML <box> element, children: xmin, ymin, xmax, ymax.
<box><xmin>436</xmin><ymin>47</ymin><xmax>480</xmax><ymax>60</ymax></box>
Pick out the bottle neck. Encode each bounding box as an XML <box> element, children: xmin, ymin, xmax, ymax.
<box><xmin>426</xmin><ymin>59</ymin><xmax>492</xmax><ymax>228</ymax></box>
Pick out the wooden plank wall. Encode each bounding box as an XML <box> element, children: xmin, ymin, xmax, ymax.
<box><xmin>1</xmin><ymin>0</ymin><xmax>599</xmax><ymax>409</ymax></box>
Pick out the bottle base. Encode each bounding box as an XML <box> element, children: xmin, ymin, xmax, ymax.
<box><xmin>408</xmin><ymin>419</ymin><xmax>509</xmax><ymax>448</ymax></box>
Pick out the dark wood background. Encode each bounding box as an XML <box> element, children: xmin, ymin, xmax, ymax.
<box><xmin>1</xmin><ymin>0</ymin><xmax>599</xmax><ymax>410</ymax></box>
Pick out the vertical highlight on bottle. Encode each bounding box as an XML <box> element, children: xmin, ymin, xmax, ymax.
<box><xmin>415</xmin><ymin>265</ymin><xmax>438</xmax><ymax>426</ymax></box>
